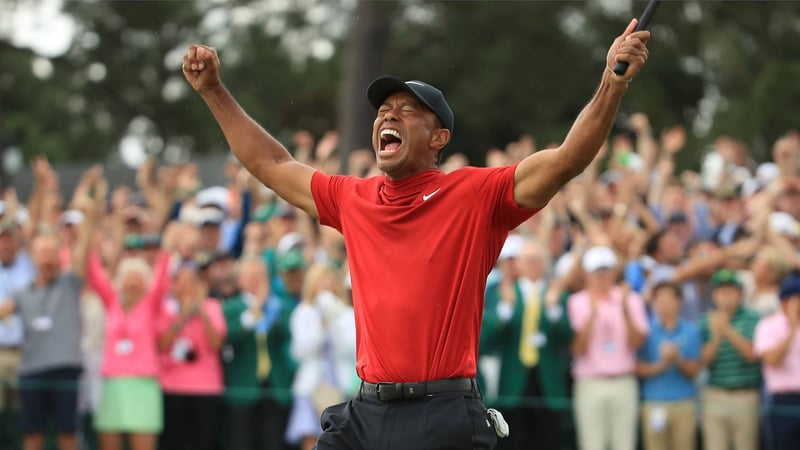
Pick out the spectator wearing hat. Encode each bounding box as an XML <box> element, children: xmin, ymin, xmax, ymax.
<box><xmin>157</xmin><ymin>263</ymin><xmax>227</xmax><ymax>450</ymax></box>
<box><xmin>261</xmin><ymin>249</ymin><xmax>304</xmax><ymax>450</ymax></box>
<box><xmin>194</xmin><ymin>182</ymin><xmax>252</xmax><ymax>258</ymax></box>
<box><xmin>0</xmin><ymin>200</ymin><xmax>35</xmax><ymax>440</ymax></box>
<box><xmin>700</xmin><ymin>269</ymin><xmax>762</xmax><ymax>450</ymax></box>
<box><xmin>636</xmin><ymin>281</ymin><xmax>701</xmax><ymax>450</ymax></box>
<box><xmin>219</xmin><ymin>255</ymin><xmax>270</xmax><ymax>450</ymax></box>
<box><xmin>568</xmin><ymin>246</ymin><xmax>649</xmax><ymax>450</ymax></box>
<box><xmin>753</xmin><ymin>272</ymin><xmax>800</xmax><ymax>450</ymax></box>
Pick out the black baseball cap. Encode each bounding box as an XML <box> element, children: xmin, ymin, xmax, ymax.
<box><xmin>367</xmin><ymin>75</ymin><xmax>454</xmax><ymax>133</ymax></box>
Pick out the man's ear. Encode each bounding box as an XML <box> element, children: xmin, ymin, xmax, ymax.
<box><xmin>430</xmin><ymin>128</ymin><xmax>451</xmax><ymax>151</ymax></box>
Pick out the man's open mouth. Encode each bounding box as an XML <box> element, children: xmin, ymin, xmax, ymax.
<box><xmin>380</xmin><ymin>129</ymin><xmax>403</xmax><ymax>153</ymax></box>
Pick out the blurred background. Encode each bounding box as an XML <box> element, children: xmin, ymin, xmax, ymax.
<box><xmin>2</xmin><ymin>2</ymin><xmax>800</xmax><ymax>450</ymax></box>
<box><xmin>2</xmin><ymin>0</ymin><xmax>800</xmax><ymax>191</ymax></box>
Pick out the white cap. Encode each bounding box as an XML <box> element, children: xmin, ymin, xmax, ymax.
<box><xmin>740</xmin><ymin>178</ymin><xmax>761</xmax><ymax>198</ymax></box>
<box><xmin>179</xmin><ymin>205</ymin><xmax>225</xmax><ymax>226</ymax></box>
<box><xmin>195</xmin><ymin>186</ymin><xmax>230</xmax><ymax>214</ymax></box>
<box><xmin>498</xmin><ymin>234</ymin><xmax>524</xmax><ymax>260</ymax></box>
<box><xmin>553</xmin><ymin>253</ymin><xmax>575</xmax><ymax>280</ymax></box>
<box><xmin>276</xmin><ymin>231</ymin><xmax>304</xmax><ymax>255</ymax></box>
<box><xmin>582</xmin><ymin>246</ymin><xmax>619</xmax><ymax>273</ymax></box>
<box><xmin>59</xmin><ymin>210</ymin><xmax>84</xmax><ymax>226</ymax></box>
<box><xmin>769</xmin><ymin>212</ymin><xmax>799</xmax><ymax>238</ymax></box>
<box><xmin>15</xmin><ymin>208</ymin><xmax>29</xmax><ymax>226</ymax></box>
<box><xmin>756</xmin><ymin>162</ymin><xmax>780</xmax><ymax>186</ymax></box>
<box><xmin>0</xmin><ymin>202</ymin><xmax>28</xmax><ymax>225</ymax></box>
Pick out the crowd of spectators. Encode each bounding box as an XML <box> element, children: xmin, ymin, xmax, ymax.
<box><xmin>0</xmin><ymin>113</ymin><xmax>797</xmax><ymax>450</ymax></box>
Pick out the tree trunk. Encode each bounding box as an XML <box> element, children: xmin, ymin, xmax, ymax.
<box><xmin>337</xmin><ymin>0</ymin><xmax>395</xmax><ymax>175</ymax></box>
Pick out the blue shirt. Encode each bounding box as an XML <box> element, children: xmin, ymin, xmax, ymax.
<box><xmin>0</xmin><ymin>251</ymin><xmax>36</xmax><ymax>346</ymax></box>
<box><xmin>638</xmin><ymin>317</ymin><xmax>701</xmax><ymax>401</ymax></box>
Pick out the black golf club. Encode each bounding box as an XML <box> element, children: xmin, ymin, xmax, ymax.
<box><xmin>613</xmin><ymin>0</ymin><xmax>660</xmax><ymax>76</ymax></box>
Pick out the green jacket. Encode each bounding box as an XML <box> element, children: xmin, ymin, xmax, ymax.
<box><xmin>264</xmin><ymin>288</ymin><xmax>299</xmax><ymax>407</ymax></box>
<box><xmin>480</xmin><ymin>282</ymin><xmax>574</xmax><ymax>410</ymax></box>
<box><xmin>221</xmin><ymin>294</ymin><xmax>260</xmax><ymax>406</ymax></box>
<box><xmin>536</xmin><ymin>290</ymin><xmax>574</xmax><ymax>411</ymax></box>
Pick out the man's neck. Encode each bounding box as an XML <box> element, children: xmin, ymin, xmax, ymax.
<box><xmin>34</xmin><ymin>274</ymin><xmax>55</xmax><ymax>287</ymax></box>
<box><xmin>660</xmin><ymin>316</ymin><xmax>678</xmax><ymax>330</ymax></box>
<box><xmin>587</xmin><ymin>286</ymin><xmax>612</xmax><ymax>299</ymax></box>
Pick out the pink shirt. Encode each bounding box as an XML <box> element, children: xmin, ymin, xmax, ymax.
<box><xmin>87</xmin><ymin>251</ymin><xmax>171</xmax><ymax>378</ymax></box>
<box><xmin>568</xmin><ymin>287</ymin><xmax>649</xmax><ymax>379</ymax></box>
<box><xmin>158</xmin><ymin>298</ymin><xmax>227</xmax><ymax>395</ymax></box>
<box><xmin>754</xmin><ymin>312</ymin><xmax>800</xmax><ymax>394</ymax></box>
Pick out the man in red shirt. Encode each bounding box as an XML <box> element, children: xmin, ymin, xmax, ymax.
<box><xmin>182</xmin><ymin>18</ymin><xmax>650</xmax><ymax>450</ymax></box>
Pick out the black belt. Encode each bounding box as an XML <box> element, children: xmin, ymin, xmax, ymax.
<box><xmin>360</xmin><ymin>378</ymin><xmax>477</xmax><ymax>402</ymax></box>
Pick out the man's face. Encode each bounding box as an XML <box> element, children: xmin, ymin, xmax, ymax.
<box><xmin>586</xmin><ymin>268</ymin><xmax>616</xmax><ymax>292</ymax></box>
<box><xmin>712</xmin><ymin>284</ymin><xmax>742</xmax><ymax>312</ymax></box>
<box><xmin>372</xmin><ymin>91</ymin><xmax>445</xmax><ymax>179</ymax></box>
<box><xmin>280</xmin><ymin>268</ymin><xmax>305</xmax><ymax>297</ymax></box>
<box><xmin>653</xmin><ymin>287</ymin><xmax>681</xmax><ymax>321</ymax></box>
<box><xmin>208</xmin><ymin>258</ymin><xmax>237</xmax><ymax>295</ymax></box>
<box><xmin>0</xmin><ymin>230</ymin><xmax>17</xmax><ymax>265</ymax></box>
<box><xmin>516</xmin><ymin>246</ymin><xmax>545</xmax><ymax>282</ymax></box>
<box><xmin>658</xmin><ymin>230</ymin><xmax>683</xmax><ymax>264</ymax></box>
<box><xmin>237</xmin><ymin>261</ymin><xmax>268</xmax><ymax>296</ymax></box>
<box><xmin>200</xmin><ymin>223</ymin><xmax>221</xmax><ymax>250</ymax></box>
<box><xmin>31</xmin><ymin>235</ymin><xmax>61</xmax><ymax>283</ymax></box>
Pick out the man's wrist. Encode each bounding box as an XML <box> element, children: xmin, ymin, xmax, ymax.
<box><xmin>198</xmin><ymin>81</ymin><xmax>226</xmax><ymax>98</ymax></box>
<box><xmin>603</xmin><ymin>66</ymin><xmax>631</xmax><ymax>91</ymax></box>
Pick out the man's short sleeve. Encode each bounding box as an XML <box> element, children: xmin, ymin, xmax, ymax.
<box><xmin>310</xmin><ymin>171</ymin><xmax>353</xmax><ymax>233</ymax></box>
<box><xmin>627</xmin><ymin>293</ymin><xmax>650</xmax><ymax>335</ymax></box>
<box><xmin>567</xmin><ymin>293</ymin><xmax>588</xmax><ymax>332</ymax></box>
<box><xmin>740</xmin><ymin>309</ymin><xmax>760</xmax><ymax>340</ymax></box>
<box><xmin>467</xmin><ymin>164</ymin><xmax>538</xmax><ymax>232</ymax></box>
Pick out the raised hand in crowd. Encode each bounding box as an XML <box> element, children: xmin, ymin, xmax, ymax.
<box><xmin>661</xmin><ymin>125</ymin><xmax>687</xmax><ymax>156</ymax></box>
<box><xmin>772</xmin><ymin>132</ymin><xmax>799</xmax><ymax>179</ymax></box>
<box><xmin>71</xmin><ymin>166</ymin><xmax>107</xmax><ymax>280</ymax></box>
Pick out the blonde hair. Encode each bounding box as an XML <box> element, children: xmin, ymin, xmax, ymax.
<box><xmin>760</xmin><ymin>247</ymin><xmax>791</xmax><ymax>284</ymax></box>
<box><xmin>114</xmin><ymin>256</ymin><xmax>153</xmax><ymax>290</ymax></box>
<box><xmin>301</xmin><ymin>262</ymin><xmax>345</xmax><ymax>305</ymax></box>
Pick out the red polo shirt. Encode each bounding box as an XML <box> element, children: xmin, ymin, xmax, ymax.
<box><xmin>311</xmin><ymin>164</ymin><xmax>536</xmax><ymax>383</ymax></box>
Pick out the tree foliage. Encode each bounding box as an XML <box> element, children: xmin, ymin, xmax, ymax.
<box><xmin>1</xmin><ymin>0</ymin><xmax>799</xmax><ymax>169</ymax></box>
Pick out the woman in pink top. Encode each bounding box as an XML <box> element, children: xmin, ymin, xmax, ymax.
<box><xmin>86</xmin><ymin>249</ymin><xmax>171</xmax><ymax>450</ymax></box>
<box><xmin>754</xmin><ymin>272</ymin><xmax>800</xmax><ymax>450</ymax></box>
<box><xmin>157</xmin><ymin>262</ymin><xmax>226</xmax><ymax>450</ymax></box>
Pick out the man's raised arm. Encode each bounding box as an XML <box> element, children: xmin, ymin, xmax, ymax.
<box><xmin>182</xmin><ymin>44</ymin><xmax>318</xmax><ymax>218</ymax></box>
<box><xmin>513</xmin><ymin>19</ymin><xmax>651</xmax><ymax>210</ymax></box>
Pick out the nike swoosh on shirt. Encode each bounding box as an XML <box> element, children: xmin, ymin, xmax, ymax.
<box><xmin>422</xmin><ymin>188</ymin><xmax>441</xmax><ymax>202</ymax></box>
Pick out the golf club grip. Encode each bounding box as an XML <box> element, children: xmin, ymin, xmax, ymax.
<box><xmin>613</xmin><ymin>0</ymin><xmax>660</xmax><ymax>76</ymax></box>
